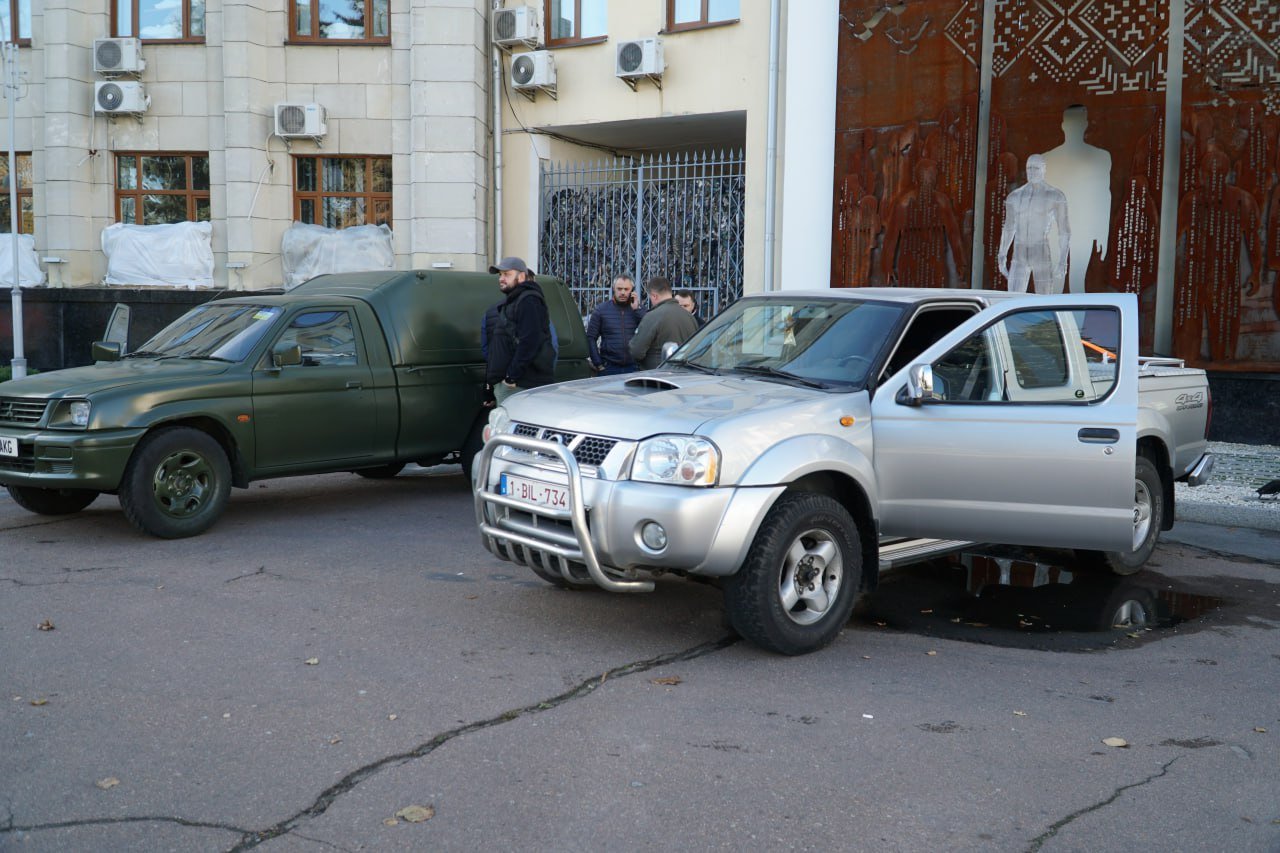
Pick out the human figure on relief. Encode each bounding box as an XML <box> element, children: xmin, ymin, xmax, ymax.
<box><xmin>997</xmin><ymin>154</ymin><xmax>1070</xmax><ymax>294</ymax></box>
<box><xmin>1041</xmin><ymin>105</ymin><xmax>1112</xmax><ymax>293</ymax></box>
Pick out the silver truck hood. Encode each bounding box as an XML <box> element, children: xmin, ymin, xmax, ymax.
<box><xmin>505</xmin><ymin>369</ymin><xmax>826</xmax><ymax>439</ymax></box>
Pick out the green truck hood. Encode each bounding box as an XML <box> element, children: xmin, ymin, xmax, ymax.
<box><xmin>0</xmin><ymin>359</ymin><xmax>233</xmax><ymax>401</ymax></box>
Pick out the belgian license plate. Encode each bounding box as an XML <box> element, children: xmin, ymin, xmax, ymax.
<box><xmin>0</xmin><ymin>436</ymin><xmax>17</xmax><ymax>458</ymax></box>
<box><xmin>500</xmin><ymin>473</ymin><xmax>568</xmax><ymax>509</ymax></box>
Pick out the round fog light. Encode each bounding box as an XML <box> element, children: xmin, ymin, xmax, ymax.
<box><xmin>640</xmin><ymin>521</ymin><xmax>668</xmax><ymax>551</ymax></box>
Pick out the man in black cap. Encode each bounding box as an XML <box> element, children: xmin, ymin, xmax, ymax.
<box><xmin>484</xmin><ymin>256</ymin><xmax>556</xmax><ymax>404</ymax></box>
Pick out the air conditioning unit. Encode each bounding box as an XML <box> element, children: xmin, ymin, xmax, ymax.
<box><xmin>511</xmin><ymin>50</ymin><xmax>556</xmax><ymax>100</ymax></box>
<box><xmin>493</xmin><ymin>5</ymin><xmax>539</xmax><ymax>48</ymax></box>
<box><xmin>616</xmin><ymin>38</ymin><xmax>664</xmax><ymax>89</ymax></box>
<box><xmin>274</xmin><ymin>103</ymin><xmax>328</xmax><ymax>138</ymax></box>
<box><xmin>94</xmin><ymin>38</ymin><xmax>145</xmax><ymax>75</ymax></box>
<box><xmin>94</xmin><ymin>80</ymin><xmax>150</xmax><ymax>114</ymax></box>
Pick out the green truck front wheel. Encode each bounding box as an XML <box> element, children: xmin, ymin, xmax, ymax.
<box><xmin>120</xmin><ymin>427</ymin><xmax>232</xmax><ymax>539</ymax></box>
<box><xmin>6</xmin><ymin>485</ymin><xmax>100</xmax><ymax>515</ymax></box>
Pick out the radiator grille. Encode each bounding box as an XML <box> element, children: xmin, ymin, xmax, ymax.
<box><xmin>0</xmin><ymin>397</ymin><xmax>47</xmax><ymax>426</ymax></box>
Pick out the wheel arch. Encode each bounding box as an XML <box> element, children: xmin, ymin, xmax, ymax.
<box><xmin>135</xmin><ymin>416</ymin><xmax>247</xmax><ymax>488</ymax></box>
<box><xmin>785</xmin><ymin>470</ymin><xmax>879</xmax><ymax>593</ymax></box>
<box><xmin>1137</xmin><ymin>434</ymin><xmax>1174</xmax><ymax>531</ymax></box>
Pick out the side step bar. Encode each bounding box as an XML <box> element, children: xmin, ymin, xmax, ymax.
<box><xmin>878</xmin><ymin>538</ymin><xmax>973</xmax><ymax>572</ymax></box>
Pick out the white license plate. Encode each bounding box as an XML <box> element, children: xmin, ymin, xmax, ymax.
<box><xmin>0</xmin><ymin>436</ymin><xmax>17</xmax><ymax>458</ymax></box>
<box><xmin>500</xmin><ymin>473</ymin><xmax>568</xmax><ymax>509</ymax></box>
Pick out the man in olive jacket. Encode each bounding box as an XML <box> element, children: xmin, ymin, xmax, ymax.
<box><xmin>628</xmin><ymin>276</ymin><xmax>700</xmax><ymax>369</ymax></box>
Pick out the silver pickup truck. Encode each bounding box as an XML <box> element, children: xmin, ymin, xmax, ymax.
<box><xmin>473</xmin><ymin>289</ymin><xmax>1213</xmax><ymax>655</ymax></box>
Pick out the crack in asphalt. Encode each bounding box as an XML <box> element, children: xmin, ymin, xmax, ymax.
<box><xmin>0</xmin><ymin>635</ymin><xmax>739</xmax><ymax>849</ymax></box>
<box><xmin>0</xmin><ymin>566</ymin><xmax>123</xmax><ymax>586</ymax></box>
<box><xmin>223</xmin><ymin>566</ymin><xmax>297</xmax><ymax>584</ymax></box>
<box><xmin>1024</xmin><ymin>756</ymin><xmax>1180</xmax><ymax>852</ymax></box>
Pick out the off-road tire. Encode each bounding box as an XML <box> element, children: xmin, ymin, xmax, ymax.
<box><xmin>119</xmin><ymin>426</ymin><xmax>232</xmax><ymax>539</ymax></box>
<box><xmin>1079</xmin><ymin>455</ymin><xmax>1163</xmax><ymax>576</ymax></box>
<box><xmin>6</xmin><ymin>485</ymin><xmax>99</xmax><ymax>515</ymax></box>
<box><xmin>723</xmin><ymin>492</ymin><xmax>863</xmax><ymax>655</ymax></box>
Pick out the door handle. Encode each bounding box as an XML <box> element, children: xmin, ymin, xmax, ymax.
<box><xmin>1078</xmin><ymin>428</ymin><xmax>1119</xmax><ymax>444</ymax></box>
<box><xmin>346</xmin><ymin>380</ymin><xmax>363</xmax><ymax>390</ymax></box>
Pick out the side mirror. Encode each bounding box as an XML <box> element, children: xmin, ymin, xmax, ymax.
<box><xmin>272</xmin><ymin>342</ymin><xmax>303</xmax><ymax>368</ymax></box>
<box><xmin>901</xmin><ymin>363</ymin><xmax>938</xmax><ymax>406</ymax></box>
<box><xmin>661</xmin><ymin>341</ymin><xmax>680</xmax><ymax>361</ymax></box>
<box><xmin>92</xmin><ymin>341</ymin><xmax>122</xmax><ymax>362</ymax></box>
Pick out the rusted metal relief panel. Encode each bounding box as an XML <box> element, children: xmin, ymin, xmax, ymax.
<box><xmin>832</xmin><ymin>0</ymin><xmax>982</xmax><ymax>289</ymax></box>
<box><xmin>988</xmin><ymin>1</ymin><xmax>1169</xmax><ymax>352</ymax></box>
<box><xmin>1176</xmin><ymin>2</ymin><xmax>1280</xmax><ymax>370</ymax></box>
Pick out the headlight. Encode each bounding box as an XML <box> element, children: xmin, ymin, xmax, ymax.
<box><xmin>630</xmin><ymin>435</ymin><xmax>719</xmax><ymax>486</ymax></box>
<box><xmin>48</xmin><ymin>399</ymin><xmax>92</xmax><ymax>429</ymax></box>
<box><xmin>483</xmin><ymin>406</ymin><xmax>512</xmax><ymax>442</ymax></box>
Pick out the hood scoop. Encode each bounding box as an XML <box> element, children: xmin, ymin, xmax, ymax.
<box><xmin>622</xmin><ymin>376</ymin><xmax>682</xmax><ymax>393</ymax></box>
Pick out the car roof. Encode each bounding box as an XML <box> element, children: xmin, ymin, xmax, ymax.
<box><xmin>742</xmin><ymin>287</ymin><xmax>1019</xmax><ymax>306</ymax></box>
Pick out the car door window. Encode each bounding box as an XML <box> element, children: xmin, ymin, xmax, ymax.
<box><xmin>930</xmin><ymin>307</ymin><xmax>1120</xmax><ymax>403</ymax></box>
<box><xmin>277</xmin><ymin>310</ymin><xmax>358</xmax><ymax>366</ymax></box>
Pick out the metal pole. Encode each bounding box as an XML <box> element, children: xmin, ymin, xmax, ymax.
<box><xmin>4</xmin><ymin>41</ymin><xmax>25</xmax><ymax>379</ymax></box>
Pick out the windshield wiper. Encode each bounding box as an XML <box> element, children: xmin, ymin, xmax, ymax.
<box><xmin>123</xmin><ymin>350</ymin><xmax>165</xmax><ymax>359</ymax></box>
<box><xmin>731</xmin><ymin>364</ymin><xmax>830</xmax><ymax>389</ymax></box>
<box><xmin>168</xmin><ymin>354</ymin><xmax>236</xmax><ymax>363</ymax></box>
<box><xmin>670</xmin><ymin>359</ymin><xmax>718</xmax><ymax>375</ymax></box>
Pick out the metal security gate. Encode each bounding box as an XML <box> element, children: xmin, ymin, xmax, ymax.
<box><xmin>539</xmin><ymin>149</ymin><xmax>745</xmax><ymax>319</ymax></box>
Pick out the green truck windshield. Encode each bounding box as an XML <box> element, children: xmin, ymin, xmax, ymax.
<box><xmin>133</xmin><ymin>304</ymin><xmax>284</xmax><ymax>363</ymax></box>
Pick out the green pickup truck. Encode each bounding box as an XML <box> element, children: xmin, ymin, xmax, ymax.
<box><xmin>0</xmin><ymin>270</ymin><xmax>589</xmax><ymax>538</ymax></box>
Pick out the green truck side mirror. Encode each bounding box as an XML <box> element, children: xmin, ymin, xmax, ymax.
<box><xmin>272</xmin><ymin>342</ymin><xmax>303</xmax><ymax>368</ymax></box>
<box><xmin>92</xmin><ymin>341</ymin><xmax>122</xmax><ymax>362</ymax></box>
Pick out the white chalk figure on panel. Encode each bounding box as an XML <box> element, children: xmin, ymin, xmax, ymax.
<box><xmin>1042</xmin><ymin>105</ymin><xmax>1112</xmax><ymax>293</ymax></box>
<box><xmin>997</xmin><ymin>154</ymin><xmax>1071</xmax><ymax>294</ymax></box>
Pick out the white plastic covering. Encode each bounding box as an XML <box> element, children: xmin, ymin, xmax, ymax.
<box><xmin>997</xmin><ymin>154</ymin><xmax>1072</xmax><ymax>295</ymax></box>
<box><xmin>0</xmin><ymin>233</ymin><xmax>47</xmax><ymax>287</ymax></box>
<box><xmin>281</xmin><ymin>222</ymin><xmax>394</xmax><ymax>290</ymax></box>
<box><xmin>101</xmin><ymin>221</ymin><xmax>215</xmax><ymax>288</ymax></box>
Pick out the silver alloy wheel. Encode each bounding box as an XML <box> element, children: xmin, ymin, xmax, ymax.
<box><xmin>778</xmin><ymin>528</ymin><xmax>843</xmax><ymax>626</ymax></box>
<box><xmin>1131</xmin><ymin>474</ymin><xmax>1154</xmax><ymax>552</ymax></box>
<box><xmin>1111</xmin><ymin>598</ymin><xmax>1151</xmax><ymax>628</ymax></box>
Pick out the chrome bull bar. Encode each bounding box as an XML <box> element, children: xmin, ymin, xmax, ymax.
<box><xmin>473</xmin><ymin>433</ymin><xmax>654</xmax><ymax>593</ymax></box>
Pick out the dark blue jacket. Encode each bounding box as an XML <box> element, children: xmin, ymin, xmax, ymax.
<box><xmin>586</xmin><ymin>299</ymin><xmax>646</xmax><ymax>369</ymax></box>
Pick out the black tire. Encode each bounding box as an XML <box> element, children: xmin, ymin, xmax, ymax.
<box><xmin>119</xmin><ymin>427</ymin><xmax>232</xmax><ymax>539</ymax></box>
<box><xmin>723</xmin><ymin>492</ymin><xmax>863</xmax><ymax>655</ymax></box>
<box><xmin>1078</xmin><ymin>455</ymin><xmax>1164</xmax><ymax>576</ymax></box>
<box><xmin>354</xmin><ymin>463</ymin><xmax>406</xmax><ymax>479</ymax></box>
<box><xmin>6</xmin><ymin>485</ymin><xmax>99</xmax><ymax>515</ymax></box>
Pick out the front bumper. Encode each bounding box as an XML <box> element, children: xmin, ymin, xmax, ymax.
<box><xmin>0</xmin><ymin>426</ymin><xmax>146</xmax><ymax>491</ymax></box>
<box><xmin>473</xmin><ymin>433</ymin><xmax>780</xmax><ymax>591</ymax></box>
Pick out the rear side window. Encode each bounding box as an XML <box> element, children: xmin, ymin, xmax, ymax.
<box><xmin>1006</xmin><ymin>311</ymin><xmax>1068</xmax><ymax>389</ymax></box>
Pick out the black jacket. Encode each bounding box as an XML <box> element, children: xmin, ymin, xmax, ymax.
<box><xmin>485</xmin><ymin>282</ymin><xmax>555</xmax><ymax>387</ymax></box>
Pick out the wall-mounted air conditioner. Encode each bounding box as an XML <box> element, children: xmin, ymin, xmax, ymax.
<box><xmin>511</xmin><ymin>50</ymin><xmax>556</xmax><ymax>100</ymax></box>
<box><xmin>94</xmin><ymin>80</ymin><xmax>150</xmax><ymax>114</ymax></box>
<box><xmin>94</xmin><ymin>38</ymin><xmax>145</xmax><ymax>75</ymax></box>
<box><xmin>616</xmin><ymin>38</ymin><xmax>664</xmax><ymax>90</ymax></box>
<box><xmin>493</xmin><ymin>5</ymin><xmax>539</xmax><ymax>49</ymax></box>
<box><xmin>274</xmin><ymin>103</ymin><xmax>328</xmax><ymax>138</ymax></box>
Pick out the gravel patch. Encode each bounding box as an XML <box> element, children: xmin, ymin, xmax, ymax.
<box><xmin>1174</xmin><ymin>441</ymin><xmax>1280</xmax><ymax>532</ymax></box>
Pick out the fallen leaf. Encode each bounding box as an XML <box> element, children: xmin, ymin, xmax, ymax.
<box><xmin>926</xmin><ymin>651</ymin><xmax>938</xmax><ymax>656</ymax></box>
<box><xmin>329</xmin><ymin>737</ymin><xmax>342</xmax><ymax>745</ymax></box>
<box><xmin>37</xmin><ymin>619</ymin><xmax>55</xmax><ymax>631</ymax></box>
<box><xmin>388</xmin><ymin>714</ymin><xmax>398</xmax><ymax>721</ymax></box>
<box><xmin>383</xmin><ymin>818</ymin><xmax>399</xmax><ymax>827</ymax></box>
<box><xmin>650</xmin><ymin>676</ymin><xmax>682</xmax><ymax>686</ymax></box>
<box><xmin>1253</xmin><ymin>727</ymin><xmax>1267</xmax><ymax>733</ymax></box>
<box><xmin>395</xmin><ymin>805</ymin><xmax>435</xmax><ymax>823</ymax></box>
<box><xmin>1102</xmin><ymin>737</ymin><xmax>1129</xmax><ymax>748</ymax></box>
<box><xmin>874</xmin><ymin>621</ymin><xmax>887</xmax><ymax>627</ymax></box>
<box><xmin>464</xmin><ymin>594</ymin><xmax>479</xmax><ymax>600</ymax></box>
<box><xmin>919</xmin><ymin>609</ymin><xmax>933</xmax><ymax>615</ymax></box>
<box><xmin>30</xmin><ymin>698</ymin><xmax>48</xmax><ymax>707</ymax></box>
<box><xmin>861</xmin><ymin>655</ymin><xmax>871</xmax><ymax>660</ymax></box>
<box><xmin>95</xmin><ymin>777</ymin><xmax>120</xmax><ymax>790</ymax></box>
<box><xmin>1013</xmin><ymin>710</ymin><xmax>1028</xmax><ymax>717</ymax></box>
<box><xmin>304</xmin><ymin>658</ymin><xmax>320</xmax><ymax>666</ymax></box>
<box><xmin>1126</xmin><ymin>632</ymin><xmax>1142</xmax><ymax>639</ymax></box>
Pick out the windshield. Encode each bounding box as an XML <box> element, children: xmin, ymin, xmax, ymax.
<box><xmin>133</xmin><ymin>304</ymin><xmax>284</xmax><ymax>362</ymax></box>
<box><xmin>669</xmin><ymin>297</ymin><xmax>906</xmax><ymax>389</ymax></box>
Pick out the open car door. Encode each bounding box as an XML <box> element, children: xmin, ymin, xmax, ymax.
<box><xmin>870</xmin><ymin>293</ymin><xmax>1137</xmax><ymax>553</ymax></box>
